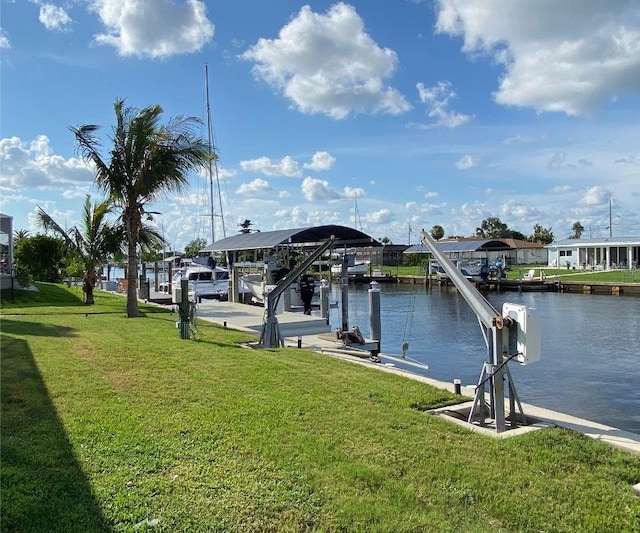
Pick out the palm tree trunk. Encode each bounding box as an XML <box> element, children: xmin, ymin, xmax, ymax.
<box><xmin>126</xmin><ymin>209</ymin><xmax>140</xmax><ymax>317</ymax></box>
<box><xmin>83</xmin><ymin>268</ymin><xmax>95</xmax><ymax>305</ymax></box>
<box><xmin>127</xmin><ymin>236</ymin><xmax>139</xmax><ymax>317</ymax></box>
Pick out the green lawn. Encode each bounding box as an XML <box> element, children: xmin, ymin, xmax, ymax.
<box><xmin>2</xmin><ymin>284</ymin><xmax>639</xmax><ymax>532</ymax></box>
<box><xmin>389</xmin><ymin>264</ymin><xmax>639</xmax><ymax>284</ymax></box>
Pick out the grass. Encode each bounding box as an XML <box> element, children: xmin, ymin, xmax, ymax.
<box><xmin>2</xmin><ymin>283</ymin><xmax>640</xmax><ymax>532</ymax></box>
<box><xmin>387</xmin><ymin>264</ymin><xmax>639</xmax><ymax>284</ymax></box>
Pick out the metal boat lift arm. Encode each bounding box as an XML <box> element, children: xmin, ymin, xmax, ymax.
<box><xmin>261</xmin><ymin>236</ymin><xmax>335</xmax><ymax>347</ymax></box>
<box><xmin>419</xmin><ymin>229</ymin><xmax>529</xmax><ymax>433</ymax></box>
<box><xmin>419</xmin><ymin>229</ymin><xmax>500</xmax><ymax>329</ymax></box>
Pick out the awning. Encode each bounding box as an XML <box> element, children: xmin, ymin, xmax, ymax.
<box><xmin>201</xmin><ymin>224</ymin><xmax>379</xmax><ymax>253</ymax></box>
<box><xmin>404</xmin><ymin>239</ymin><xmax>512</xmax><ymax>254</ymax></box>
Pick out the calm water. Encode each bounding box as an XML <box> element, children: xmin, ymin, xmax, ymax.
<box><xmin>327</xmin><ymin>283</ymin><xmax>640</xmax><ymax>434</ymax></box>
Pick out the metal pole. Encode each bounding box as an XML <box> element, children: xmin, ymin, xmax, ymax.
<box><xmin>368</xmin><ymin>281</ymin><xmax>381</xmax><ymax>356</ymax></box>
<box><xmin>341</xmin><ymin>254</ymin><xmax>349</xmax><ymax>332</ymax></box>
<box><xmin>320</xmin><ymin>282</ymin><xmax>329</xmax><ymax>322</ymax></box>
<box><xmin>179</xmin><ymin>279</ymin><xmax>190</xmax><ymax>339</ymax></box>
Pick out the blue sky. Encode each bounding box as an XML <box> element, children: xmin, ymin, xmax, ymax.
<box><xmin>1</xmin><ymin>0</ymin><xmax>639</xmax><ymax>251</ymax></box>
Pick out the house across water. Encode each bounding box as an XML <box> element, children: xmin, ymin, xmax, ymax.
<box><xmin>403</xmin><ymin>237</ymin><xmax>547</xmax><ymax>266</ymax></box>
<box><xmin>545</xmin><ymin>237</ymin><xmax>640</xmax><ymax>270</ymax></box>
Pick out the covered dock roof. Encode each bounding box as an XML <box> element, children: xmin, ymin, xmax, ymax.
<box><xmin>404</xmin><ymin>238</ymin><xmax>513</xmax><ymax>254</ymax></box>
<box><xmin>201</xmin><ymin>224</ymin><xmax>379</xmax><ymax>253</ymax></box>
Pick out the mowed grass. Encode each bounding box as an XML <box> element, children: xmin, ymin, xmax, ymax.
<box><xmin>2</xmin><ymin>284</ymin><xmax>640</xmax><ymax>532</ymax></box>
<box><xmin>392</xmin><ymin>264</ymin><xmax>639</xmax><ymax>284</ymax></box>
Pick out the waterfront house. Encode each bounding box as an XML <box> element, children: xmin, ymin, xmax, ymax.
<box><xmin>403</xmin><ymin>237</ymin><xmax>547</xmax><ymax>266</ymax></box>
<box><xmin>0</xmin><ymin>213</ymin><xmax>13</xmax><ymax>289</ymax></box>
<box><xmin>545</xmin><ymin>237</ymin><xmax>640</xmax><ymax>270</ymax></box>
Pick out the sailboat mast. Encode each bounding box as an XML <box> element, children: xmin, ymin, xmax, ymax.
<box><xmin>205</xmin><ymin>64</ymin><xmax>216</xmax><ymax>245</ymax></box>
<box><xmin>204</xmin><ymin>64</ymin><xmax>227</xmax><ymax>244</ymax></box>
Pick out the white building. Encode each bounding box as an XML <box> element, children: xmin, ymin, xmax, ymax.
<box><xmin>546</xmin><ymin>237</ymin><xmax>640</xmax><ymax>270</ymax></box>
<box><xmin>0</xmin><ymin>213</ymin><xmax>13</xmax><ymax>289</ymax></box>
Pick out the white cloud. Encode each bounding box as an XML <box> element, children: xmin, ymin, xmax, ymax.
<box><xmin>39</xmin><ymin>4</ymin><xmax>72</xmax><ymax>31</ymax></box>
<box><xmin>363</xmin><ymin>208</ymin><xmax>393</xmax><ymax>225</ymax></box>
<box><xmin>0</xmin><ymin>29</ymin><xmax>10</xmax><ymax>49</ymax></box>
<box><xmin>241</xmin><ymin>3</ymin><xmax>410</xmax><ymax>119</ymax></box>
<box><xmin>424</xmin><ymin>191</ymin><xmax>439</xmax><ymax>198</ymax></box>
<box><xmin>454</xmin><ymin>154</ymin><xmax>478</xmax><ymax>170</ymax></box>
<box><xmin>303</xmin><ymin>151</ymin><xmax>336</xmax><ymax>171</ymax></box>
<box><xmin>343</xmin><ymin>186</ymin><xmax>365</xmax><ymax>199</ymax></box>
<box><xmin>0</xmin><ymin>136</ymin><xmax>93</xmax><ymax>190</ymax></box>
<box><xmin>499</xmin><ymin>201</ymin><xmax>539</xmax><ymax>219</ymax></box>
<box><xmin>301</xmin><ymin>176</ymin><xmax>341</xmax><ymax>202</ymax></box>
<box><xmin>579</xmin><ymin>186</ymin><xmax>610</xmax><ymax>206</ymax></box>
<box><xmin>289</xmin><ymin>206</ymin><xmax>309</xmax><ymax>226</ymax></box>
<box><xmin>89</xmin><ymin>0</ymin><xmax>214</xmax><ymax>58</ymax></box>
<box><xmin>417</xmin><ymin>81</ymin><xmax>472</xmax><ymax>127</ymax></box>
<box><xmin>435</xmin><ymin>0</ymin><xmax>640</xmax><ymax>115</ymax></box>
<box><xmin>502</xmin><ymin>134</ymin><xmax>541</xmax><ymax>146</ymax></box>
<box><xmin>552</xmin><ymin>185</ymin><xmax>573</xmax><ymax>194</ymax></box>
<box><xmin>235</xmin><ymin>178</ymin><xmax>272</xmax><ymax>196</ymax></box>
<box><xmin>417</xmin><ymin>203</ymin><xmax>442</xmax><ymax>216</ymax></box>
<box><xmin>240</xmin><ymin>155</ymin><xmax>301</xmax><ymax>177</ymax></box>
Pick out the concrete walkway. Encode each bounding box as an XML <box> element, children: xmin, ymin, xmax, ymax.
<box><xmin>193</xmin><ymin>299</ymin><xmax>640</xmax><ymax>456</ymax></box>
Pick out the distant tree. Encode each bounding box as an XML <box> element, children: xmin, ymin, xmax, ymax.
<box><xmin>238</xmin><ymin>219</ymin><xmax>255</xmax><ymax>234</ymax></box>
<box><xmin>570</xmin><ymin>221</ymin><xmax>584</xmax><ymax>239</ymax></box>
<box><xmin>508</xmin><ymin>230</ymin><xmax>527</xmax><ymax>241</ymax></box>
<box><xmin>475</xmin><ymin>217</ymin><xmax>510</xmax><ymax>238</ymax></box>
<box><xmin>430</xmin><ymin>225</ymin><xmax>444</xmax><ymax>241</ymax></box>
<box><xmin>13</xmin><ymin>229</ymin><xmax>30</xmax><ymax>241</ymax></box>
<box><xmin>71</xmin><ymin>98</ymin><xmax>209</xmax><ymax>317</ymax></box>
<box><xmin>13</xmin><ymin>234</ymin><xmax>67</xmax><ymax>285</ymax></box>
<box><xmin>531</xmin><ymin>223</ymin><xmax>554</xmax><ymax>244</ymax></box>
<box><xmin>36</xmin><ymin>195</ymin><xmax>122</xmax><ymax>304</ymax></box>
<box><xmin>379</xmin><ymin>236</ymin><xmax>392</xmax><ymax>245</ymax></box>
<box><xmin>184</xmin><ymin>237</ymin><xmax>207</xmax><ymax>257</ymax></box>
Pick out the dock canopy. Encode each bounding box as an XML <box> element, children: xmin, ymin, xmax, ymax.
<box><xmin>201</xmin><ymin>224</ymin><xmax>379</xmax><ymax>253</ymax></box>
<box><xmin>404</xmin><ymin>239</ymin><xmax>512</xmax><ymax>254</ymax></box>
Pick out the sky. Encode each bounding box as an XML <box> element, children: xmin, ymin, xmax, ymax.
<box><xmin>1</xmin><ymin>0</ymin><xmax>639</xmax><ymax>252</ymax></box>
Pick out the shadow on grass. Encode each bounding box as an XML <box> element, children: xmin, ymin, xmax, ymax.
<box><xmin>0</xmin><ymin>319</ymin><xmax>78</xmax><ymax>338</ymax></box>
<box><xmin>1</xmin><ymin>335</ymin><xmax>111</xmax><ymax>532</ymax></box>
<box><xmin>1</xmin><ymin>283</ymin><xmax>86</xmax><ymax>308</ymax></box>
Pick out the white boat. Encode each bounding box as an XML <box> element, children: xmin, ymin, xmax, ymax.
<box><xmin>240</xmin><ymin>273</ymin><xmax>334</xmax><ymax>311</ymax></box>
<box><xmin>431</xmin><ymin>259</ymin><xmax>483</xmax><ymax>282</ymax></box>
<box><xmin>171</xmin><ymin>264</ymin><xmax>231</xmax><ymax>300</ymax></box>
<box><xmin>330</xmin><ymin>256</ymin><xmax>370</xmax><ymax>277</ymax></box>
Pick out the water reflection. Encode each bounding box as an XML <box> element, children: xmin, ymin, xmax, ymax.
<box><xmin>329</xmin><ymin>283</ymin><xmax>640</xmax><ymax>434</ymax></box>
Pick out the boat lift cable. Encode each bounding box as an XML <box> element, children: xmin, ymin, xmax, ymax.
<box><xmin>401</xmin><ymin>243</ymin><xmax>426</xmax><ymax>356</ymax></box>
<box><xmin>401</xmin><ymin>282</ymin><xmax>416</xmax><ymax>356</ymax></box>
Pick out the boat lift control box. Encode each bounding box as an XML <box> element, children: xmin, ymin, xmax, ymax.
<box><xmin>502</xmin><ymin>303</ymin><xmax>541</xmax><ymax>365</ymax></box>
<box><xmin>172</xmin><ymin>286</ymin><xmax>182</xmax><ymax>305</ymax></box>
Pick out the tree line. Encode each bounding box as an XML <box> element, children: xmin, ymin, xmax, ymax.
<box><xmin>425</xmin><ymin>218</ymin><xmax>586</xmax><ymax>244</ymax></box>
<box><xmin>12</xmin><ymin>99</ymin><xmax>210</xmax><ymax>316</ymax></box>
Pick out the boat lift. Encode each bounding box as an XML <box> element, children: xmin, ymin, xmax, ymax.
<box><xmin>419</xmin><ymin>229</ymin><xmax>541</xmax><ymax>432</ymax></box>
<box><xmin>260</xmin><ymin>236</ymin><xmax>336</xmax><ymax>348</ymax></box>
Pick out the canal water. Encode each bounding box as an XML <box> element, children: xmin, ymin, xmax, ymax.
<box><xmin>327</xmin><ymin>283</ymin><xmax>640</xmax><ymax>434</ymax></box>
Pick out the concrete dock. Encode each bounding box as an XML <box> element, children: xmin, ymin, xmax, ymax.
<box><xmin>191</xmin><ymin>299</ymin><xmax>640</xmax><ymax>456</ymax></box>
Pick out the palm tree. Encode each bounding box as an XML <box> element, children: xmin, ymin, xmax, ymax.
<box><xmin>36</xmin><ymin>195</ymin><xmax>120</xmax><ymax>304</ymax></box>
<box><xmin>71</xmin><ymin>99</ymin><xmax>209</xmax><ymax>317</ymax></box>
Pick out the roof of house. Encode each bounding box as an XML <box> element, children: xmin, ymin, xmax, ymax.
<box><xmin>404</xmin><ymin>238</ymin><xmax>521</xmax><ymax>254</ymax></box>
<box><xmin>201</xmin><ymin>224</ymin><xmax>379</xmax><ymax>253</ymax></box>
<box><xmin>546</xmin><ymin>237</ymin><xmax>640</xmax><ymax>248</ymax></box>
